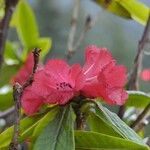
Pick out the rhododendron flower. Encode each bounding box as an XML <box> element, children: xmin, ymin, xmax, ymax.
<box><xmin>32</xmin><ymin>59</ymin><xmax>85</xmax><ymax>104</ymax></box>
<box><xmin>140</xmin><ymin>69</ymin><xmax>150</xmax><ymax>81</ymax></box>
<box><xmin>81</xmin><ymin>45</ymin><xmax>128</xmax><ymax>105</ymax></box>
<box><xmin>20</xmin><ymin>45</ymin><xmax>128</xmax><ymax>116</ymax></box>
<box><xmin>12</xmin><ymin>53</ymin><xmax>34</xmax><ymax>85</ymax></box>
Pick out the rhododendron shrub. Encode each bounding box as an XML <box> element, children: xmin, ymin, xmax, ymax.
<box><xmin>13</xmin><ymin>45</ymin><xmax>128</xmax><ymax>115</ymax></box>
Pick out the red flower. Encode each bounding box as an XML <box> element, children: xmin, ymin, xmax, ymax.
<box><xmin>21</xmin><ymin>86</ymin><xmax>44</xmax><ymax>115</ymax></box>
<box><xmin>140</xmin><ymin>69</ymin><xmax>150</xmax><ymax>81</ymax></box>
<box><xmin>26</xmin><ymin>59</ymin><xmax>85</xmax><ymax>105</ymax></box>
<box><xmin>20</xmin><ymin>45</ymin><xmax>128</xmax><ymax>115</ymax></box>
<box><xmin>12</xmin><ymin>53</ymin><xmax>34</xmax><ymax>85</ymax></box>
<box><xmin>82</xmin><ymin>45</ymin><xmax>128</xmax><ymax>105</ymax></box>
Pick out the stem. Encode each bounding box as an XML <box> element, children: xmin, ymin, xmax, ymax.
<box><xmin>130</xmin><ymin>103</ymin><xmax>150</xmax><ymax>129</ymax></box>
<box><xmin>66</xmin><ymin>0</ymin><xmax>80</xmax><ymax>59</ymax></box>
<box><xmin>118</xmin><ymin>13</ymin><xmax>150</xmax><ymax>120</ymax></box>
<box><xmin>0</xmin><ymin>0</ymin><xmax>19</xmax><ymax>68</ymax></box>
<box><xmin>9</xmin><ymin>48</ymin><xmax>41</xmax><ymax>150</ymax></box>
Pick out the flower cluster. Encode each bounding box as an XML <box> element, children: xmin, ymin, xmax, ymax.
<box><xmin>13</xmin><ymin>45</ymin><xmax>128</xmax><ymax>115</ymax></box>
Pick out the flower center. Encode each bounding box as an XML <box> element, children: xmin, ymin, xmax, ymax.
<box><xmin>56</xmin><ymin>82</ymin><xmax>72</xmax><ymax>90</ymax></box>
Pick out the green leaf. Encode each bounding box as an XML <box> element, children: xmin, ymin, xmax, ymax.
<box><xmin>4</xmin><ymin>42</ymin><xmax>20</xmax><ymax>61</ymax></box>
<box><xmin>32</xmin><ymin>106</ymin><xmax>59</xmax><ymax>140</ymax></box>
<box><xmin>33</xmin><ymin>105</ymin><xmax>75</xmax><ymax>150</ymax></box>
<box><xmin>12</xmin><ymin>0</ymin><xmax>39</xmax><ymax>49</ymax></box>
<box><xmin>116</xmin><ymin>0</ymin><xmax>149</xmax><ymax>25</ymax></box>
<box><xmin>81</xmin><ymin>101</ymin><xmax>145</xmax><ymax>145</ymax></box>
<box><xmin>86</xmin><ymin>109</ymin><xmax>121</xmax><ymax>138</ymax></box>
<box><xmin>75</xmin><ymin>131</ymin><xmax>149</xmax><ymax>150</ymax></box>
<box><xmin>0</xmin><ymin>92</ymin><xmax>13</xmax><ymax>110</ymax></box>
<box><xmin>0</xmin><ymin>115</ymin><xmax>42</xmax><ymax>149</ymax></box>
<box><xmin>0</xmin><ymin>107</ymin><xmax>58</xmax><ymax>149</ymax></box>
<box><xmin>0</xmin><ymin>64</ymin><xmax>20</xmax><ymax>88</ymax></box>
<box><xmin>126</xmin><ymin>91</ymin><xmax>150</xmax><ymax>108</ymax></box>
<box><xmin>37</xmin><ymin>37</ymin><xmax>52</xmax><ymax>59</ymax></box>
<box><xmin>95</xmin><ymin>0</ymin><xmax>131</xmax><ymax>19</ymax></box>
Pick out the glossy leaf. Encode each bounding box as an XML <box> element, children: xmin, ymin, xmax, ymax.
<box><xmin>95</xmin><ymin>0</ymin><xmax>149</xmax><ymax>25</ymax></box>
<box><xmin>95</xmin><ymin>0</ymin><xmax>131</xmax><ymax>18</ymax></box>
<box><xmin>126</xmin><ymin>91</ymin><xmax>150</xmax><ymax>108</ymax></box>
<box><xmin>75</xmin><ymin>131</ymin><xmax>149</xmax><ymax>150</ymax></box>
<box><xmin>32</xmin><ymin>106</ymin><xmax>59</xmax><ymax>140</ymax></box>
<box><xmin>81</xmin><ymin>101</ymin><xmax>146</xmax><ymax>145</ymax></box>
<box><xmin>117</xmin><ymin>0</ymin><xmax>149</xmax><ymax>25</ymax></box>
<box><xmin>33</xmin><ymin>105</ymin><xmax>75</xmax><ymax>150</ymax></box>
<box><xmin>12</xmin><ymin>0</ymin><xmax>39</xmax><ymax>49</ymax></box>
<box><xmin>0</xmin><ymin>107</ymin><xmax>58</xmax><ymax>149</ymax></box>
<box><xmin>86</xmin><ymin>110</ymin><xmax>121</xmax><ymax>138</ymax></box>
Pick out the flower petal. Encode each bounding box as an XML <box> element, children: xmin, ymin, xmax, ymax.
<box><xmin>21</xmin><ymin>86</ymin><xmax>44</xmax><ymax>116</ymax></box>
<box><xmin>69</xmin><ymin>64</ymin><xmax>85</xmax><ymax>91</ymax></box>
<box><xmin>98</xmin><ymin>63</ymin><xmax>127</xmax><ymax>88</ymax></box>
<box><xmin>12</xmin><ymin>53</ymin><xmax>34</xmax><ymax>85</ymax></box>
<box><xmin>83</xmin><ymin>45</ymin><xmax>114</xmax><ymax>79</ymax></box>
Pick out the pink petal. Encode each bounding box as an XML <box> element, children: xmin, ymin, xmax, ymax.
<box><xmin>69</xmin><ymin>64</ymin><xmax>85</xmax><ymax>91</ymax></box>
<box><xmin>11</xmin><ymin>53</ymin><xmax>34</xmax><ymax>85</ymax></box>
<box><xmin>44</xmin><ymin>90</ymin><xmax>74</xmax><ymax>105</ymax></box>
<box><xmin>45</xmin><ymin>59</ymin><xmax>70</xmax><ymax>82</ymax></box>
<box><xmin>98</xmin><ymin>63</ymin><xmax>127</xmax><ymax>88</ymax></box>
<box><xmin>21</xmin><ymin>86</ymin><xmax>44</xmax><ymax>116</ymax></box>
<box><xmin>106</xmin><ymin>88</ymin><xmax>128</xmax><ymax>105</ymax></box>
<box><xmin>83</xmin><ymin>45</ymin><xmax>114</xmax><ymax>79</ymax></box>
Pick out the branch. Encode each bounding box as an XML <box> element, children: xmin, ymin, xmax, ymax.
<box><xmin>73</xmin><ymin>15</ymin><xmax>96</xmax><ymax>51</ymax></box>
<box><xmin>118</xmin><ymin>13</ymin><xmax>150</xmax><ymax>119</ymax></box>
<box><xmin>0</xmin><ymin>0</ymin><xmax>19</xmax><ymax>68</ymax></box>
<box><xmin>66</xmin><ymin>0</ymin><xmax>80</xmax><ymax>59</ymax></box>
<box><xmin>9</xmin><ymin>48</ymin><xmax>41</xmax><ymax>150</ymax></box>
<box><xmin>127</xmin><ymin>14</ymin><xmax>150</xmax><ymax>90</ymax></box>
<box><xmin>130</xmin><ymin>103</ymin><xmax>150</xmax><ymax>129</ymax></box>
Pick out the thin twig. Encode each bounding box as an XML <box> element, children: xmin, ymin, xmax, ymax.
<box><xmin>0</xmin><ymin>0</ymin><xmax>19</xmax><ymax>68</ymax></box>
<box><xmin>22</xmin><ymin>48</ymin><xmax>41</xmax><ymax>89</ymax></box>
<box><xmin>127</xmin><ymin>13</ymin><xmax>150</xmax><ymax>90</ymax></box>
<box><xmin>73</xmin><ymin>15</ymin><xmax>95</xmax><ymax>51</ymax></box>
<box><xmin>130</xmin><ymin>103</ymin><xmax>150</xmax><ymax>129</ymax></box>
<box><xmin>9</xmin><ymin>83</ymin><xmax>22</xmax><ymax>150</ymax></box>
<box><xmin>9</xmin><ymin>48</ymin><xmax>41</xmax><ymax>150</ymax></box>
<box><xmin>118</xmin><ymin>13</ymin><xmax>150</xmax><ymax>119</ymax></box>
<box><xmin>66</xmin><ymin>0</ymin><xmax>80</xmax><ymax>59</ymax></box>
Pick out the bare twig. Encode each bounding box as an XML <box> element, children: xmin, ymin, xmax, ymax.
<box><xmin>130</xmin><ymin>103</ymin><xmax>150</xmax><ymax>129</ymax></box>
<box><xmin>66</xmin><ymin>0</ymin><xmax>98</xmax><ymax>60</ymax></box>
<box><xmin>134</xmin><ymin>116</ymin><xmax>150</xmax><ymax>132</ymax></box>
<box><xmin>9</xmin><ymin>83</ymin><xmax>22</xmax><ymax>150</ymax></box>
<box><xmin>9</xmin><ymin>48</ymin><xmax>41</xmax><ymax>150</ymax></box>
<box><xmin>0</xmin><ymin>0</ymin><xmax>19</xmax><ymax>68</ymax></box>
<box><xmin>127</xmin><ymin>14</ymin><xmax>150</xmax><ymax>90</ymax></box>
<box><xmin>66</xmin><ymin>0</ymin><xmax>80</xmax><ymax>59</ymax></box>
<box><xmin>73</xmin><ymin>15</ymin><xmax>96</xmax><ymax>51</ymax></box>
<box><xmin>22</xmin><ymin>48</ymin><xmax>41</xmax><ymax>89</ymax></box>
<box><xmin>118</xmin><ymin>13</ymin><xmax>150</xmax><ymax>120</ymax></box>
